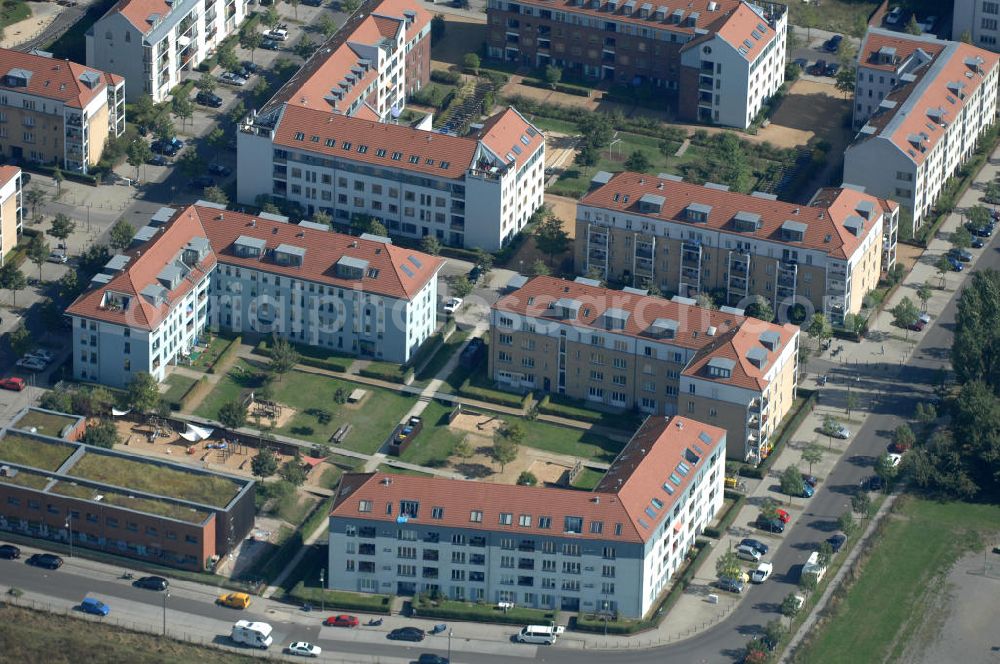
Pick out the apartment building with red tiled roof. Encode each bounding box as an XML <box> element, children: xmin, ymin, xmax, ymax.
<box><xmin>486</xmin><ymin>0</ymin><xmax>787</xmax><ymax>128</ymax></box>
<box><xmin>327</xmin><ymin>415</ymin><xmax>726</xmax><ymax>618</ymax></box>
<box><xmin>66</xmin><ymin>202</ymin><xmax>443</xmax><ymax>388</ymax></box>
<box><xmin>86</xmin><ymin>0</ymin><xmax>251</xmax><ymax>102</ymax></box>
<box><xmin>0</xmin><ymin>49</ymin><xmax>124</xmax><ymax>173</ymax></box>
<box><xmin>0</xmin><ymin>166</ymin><xmax>21</xmax><ymax>265</ymax></box>
<box><xmin>489</xmin><ymin>276</ymin><xmax>798</xmax><ymax>461</ymax></box>
<box><xmin>844</xmin><ymin>30</ymin><xmax>999</xmax><ymax>234</ymax></box>
<box><xmin>238</xmin><ymin>0</ymin><xmax>545</xmax><ymax>251</ymax></box>
<box><xmin>576</xmin><ymin>171</ymin><xmax>896</xmax><ymax>326</ymax></box>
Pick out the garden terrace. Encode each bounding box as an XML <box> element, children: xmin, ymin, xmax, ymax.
<box><xmin>0</xmin><ymin>432</ymin><xmax>75</xmax><ymax>472</ymax></box>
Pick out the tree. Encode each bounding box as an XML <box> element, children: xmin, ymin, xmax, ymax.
<box><xmin>743</xmin><ymin>295</ymin><xmax>774</xmax><ymax>322</ymax></box>
<box><xmin>694</xmin><ymin>292</ymin><xmax>715</xmax><ymax>310</ymax></box>
<box><xmin>715</xmin><ymin>131</ymin><xmax>753</xmax><ymax>193</ymax></box>
<box><xmin>544</xmin><ymin>64</ymin><xmax>562</xmax><ymax>89</ymax></box>
<box><xmin>196</xmin><ymin>72</ymin><xmax>217</xmax><ymax>94</ymax></box>
<box><xmin>892</xmin><ymin>424</ymin><xmax>915</xmax><ymax>453</ymax></box>
<box><xmin>806</xmin><ymin>313</ymin><xmax>832</xmax><ymax>352</ymax></box>
<box><xmin>985</xmin><ymin>181</ymin><xmax>1000</xmax><ymax>204</ymax></box>
<box><xmin>816</xmin><ymin>541</ymin><xmax>834</xmax><ymax>567</ymax></box>
<box><xmin>153</xmin><ymin>113</ymin><xmax>175</xmax><ymax>142</ymax></box>
<box><xmin>916</xmin><ymin>281</ymin><xmax>932</xmax><ymax>312</ymax></box>
<box><xmin>47</xmin><ymin>213</ymin><xmax>76</xmax><ymax>246</ymax></box>
<box><xmin>268</xmin><ymin>334</ymin><xmax>300</xmax><ymax>378</ymax></box>
<box><xmin>821</xmin><ymin>415</ymin><xmax>840</xmax><ymax>448</ymax></box>
<box><xmin>951</xmin><ymin>226</ymin><xmax>973</xmax><ymax>250</ymax></box>
<box><xmin>203</xmin><ymin>186</ymin><xmax>229</xmax><ymax>205</ymax></box>
<box><xmin>317</xmin><ymin>14</ymin><xmax>338</xmax><ymax>38</ymax></box>
<box><xmin>9</xmin><ymin>324</ymin><xmax>31</xmax><ymax>357</ymax></box>
<box><xmin>0</xmin><ymin>262</ymin><xmax>27</xmax><ymax>305</ymax></box>
<box><xmin>228</xmin><ymin>100</ymin><xmax>247</xmax><ymax>126</ymax></box>
<box><xmin>23</xmin><ymin>186</ymin><xmax>46</xmax><ymax>221</ymax></box>
<box><xmin>264</xmin><ymin>6</ymin><xmax>281</xmax><ymax>28</ymax></box>
<box><xmin>529</xmin><ymin>259</ymin><xmax>550</xmax><ymax>277</ymax></box>
<box><xmin>26</xmin><ymin>234</ymin><xmax>48</xmax><ymax>282</ymax></box>
<box><xmin>492</xmin><ymin>435</ymin><xmax>517</xmax><ymax>472</ymax></box>
<box><xmin>969</xmin><ymin>205</ymin><xmax>991</xmax><ymax>228</ymax></box>
<box><xmin>57</xmin><ymin>270</ymin><xmax>81</xmax><ymax>301</ymax></box>
<box><xmin>420</xmin><ymin>235</ymin><xmax>441</xmax><ymax>256</ymax></box>
<box><xmin>516</xmin><ymin>471</ymin><xmax>538</xmax><ymax>486</ymax></box>
<box><xmin>280</xmin><ymin>459</ymin><xmax>307</xmax><ymax>485</ymax></box>
<box><xmin>109</xmin><ymin>218</ymin><xmax>135</xmax><ymax>250</ymax></box>
<box><xmin>960</xmin><ymin>29</ymin><xmax>973</xmax><ymax>43</ymax></box>
<box><xmin>178</xmin><ymin>150</ymin><xmax>206</xmax><ymax>178</ymax></box>
<box><xmin>218</xmin><ymin>43</ymin><xmax>239</xmax><ymax>72</ymax></box>
<box><xmin>874</xmin><ymin>452</ymin><xmax>898</xmax><ymax>487</ymax></box>
<box><xmin>82</xmin><ymin>419</ymin><xmax>121</xmax><ymax>449</ymax></box>
<box><xmin>779</xmin><ymin>466</ymin><xmax>804</xmax><ymax>502</ymax></box>
<box><xmin>759</xmin><ymin>497</ymin><xmax>779</xmax><ymax>522</ymax></box>
<box><xmin>451</xmin><ymin>275</ymin><xmax>474</xmax><ymax>298</ymax></box>
<box><xmin>172</xmin><ymin>93</ymin><xmax>193</xmax><ymax>130</ymax></box>
<box><xmin>474</xmin><ymin>247</ymin><xmax>494</xmax><ymax>273</ymax></box>
<box><xmin>219</xmin><ymin>399</ymin><xmax>247</xmax><ymax>430</ymax></box>
<box><xmin>624</xmin><ymin>150</ymin><xmax>652</xmax><ymax>172</ymax></box>
<box><xmin>127</xmin><ymin>138</ymin><xmax>153</xmax><ymax>180</ymax></box>
<box><xmin>311</xmin><ymin>209</ymin><xmax>332</xmax><ymax>228</ymax></box>
<box><xmin>580</xmin><ymin>113</ymin><xmax>614</xmax><ymax>149</ymax></box>
<box><xmin>953</xmin><ymin>270</ymin><xmax>1000</xmax><ymax>390</ymax></box>
<box><xmin>240</xmin><ymin>29</ymin><xmax>263</xmax><ymax>62</ymax></box>
<box><xmin>340</xmin><ymin>0</ymin><xmax>360</xmax><ymax>12</ymax></box>
<box><xmin>764</xmin><ymin>619</ymin><xmax>785</xmax><ymax>649</ymax></box>
<box><xmin>251</xmin><ymin>447</ymin><xmax>279</xmax><ymax>479</ymax></box>
<box><xmin>294</xmin><ymin>35</ymin><xmax>317</xmax><ymax>59</ymax></box>
<box><xmin>905</xmin><ymin>14</ymin><xmax>922</xmax><ymax>35</ymax></box>
<box><xmin>715</xmin><ymin>550</ymin><xmax>741</xmax><ymax>580</ymax></box>
<box><xmin>845</xmin><ymin>390</ymin><xmax>859</xmax><ymax>418</ymax></box>
<box><xmin>127</xmin><ymin>372</ymin><xmax>160</xmax><ymax>414</ymax></box>
<box><xmin>935</xmin><ymin>254</ymin><xmax>952</xmax><ymax>288</ymax></box>
<box><xmin>453</xmin><ymin>437</ymin><xmax>473</xmax><ymax>459</ymax></box>
<box><xmin>835</xmin><ymin>65</ymin><xmax>857</xmax><ymax>97</ymax></box>
<box><xmin>891</xmin><ymin>296</ymin><xmax>920</xmax><ymax>337</ymax></box>
<box><xmin>52</xmin><ymin>166</ymin><xmax>64</xmax><ymax>195</ymax></box>
<box><xmin>915</xmin><ymin>401</ymin><xmax>937</xmax><ymax>426</ymax></box>
<box><xmin>431</xmin><ymin>14</ymin><xmax>445</xmax><ymax>44</ymax></box>
<box><xmin>780</xmin><ymin>593</ymin><xmax>801</xmax><ymax>620</ymax></box>
<box><xmin>534</xmin><ymin>212</ymin><xmax>570</xmax><ymax>265</ymax></box>
<box><xmin>575</xmin><ymin>143</ymin><xmax>599</xmax><ymax>168</ymax></box>
<box><xmin>851</xmin><ymin>489</ymin><xmax>873</xmax><ymax>520</ymax></box>
<box><xmin>207</xmin><ymin>128</ymin><xmax>228</xmax><ymax>160</ymax></box>
<box><xmin>802</xmin><ymin>443</ymin><xmax>823</xmax><ymax>475</ymax></box>
<box><xmin>836</xmin><ymin>38</ymin><xmax>858</xmax><ymax>66</ymax></box>
<box><xmin>838</xmin><ymin>510</ymin><xmax>858</xmax><ymax>537</ymax></box>
<box><xmin>288</xmin><ymin>0</ymin><xmax>300</xmax><ymax>19</ymax></box>
<box><xmin>463</xmin><ymin>52</ymin><xmax>480</xmax><ymax>75</ymax></box>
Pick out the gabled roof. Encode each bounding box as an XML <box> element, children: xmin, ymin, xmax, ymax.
<box><xmin>494</xmin><ymin>276</ymin><xmax>797</xmax><ymax>391</ymax></box>
<box><xmin>477</xmin><ymin>107</ymin><xmax>545</xmax><ymax>171</ymax></box>
<box><xmin>0</xmin><ymin>48</ymin><xmax>114</xmax><ymax>108</ymax></box>
<box><xmin>858</xmin><ymin>27</ymin><xmax>947</xmax><ymax>73</ymax></box>
<box><xmin>330</xmin><ymin>416</ymin><xmax>726</xmax><ymax>544</ymax></box>
<box><xmin>712</xmin><ymin>1</ymin><xmax>775</xmax><ymax>61</ymax></box>
<box><xmin>0</xmin><ymin>165</ymin><xmax>20</xmax><ymax>189</ymax></box>
<box><xmin>104</xmin><ymin>0</ymin><xmax>173</xmax><ymax>34</ymax></box>
<box><xmin>579</xmin><ymin>171</ymin><xmax>884</xmax><ymax>260</ymax></box>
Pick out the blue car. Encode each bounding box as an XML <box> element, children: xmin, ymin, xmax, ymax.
<box><xmin>948</xmin><ymin>256</ymin><xmax>964</xmax><ymax>271</ymax></box>
<box><xmin>80</xmin><ymin>597</ymin><xmax>110</xmax><ymax>616</ymax></box>
<box><xmin>801</xmin><ymin>483</ymin><xmax>815</xmax><ymax>498</ymax></box>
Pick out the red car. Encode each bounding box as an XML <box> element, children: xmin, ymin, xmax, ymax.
<box><xmin>0</xmin><ymin>377</ymin><xmax>25</xmax><ymax>391</ymax></box>
<box><xmin>323</xmin><ymin>614</ymin><xmax>359</xmax><ymax>628</ymax></box>
<box><xmin>776</xmin><ymin>508</ymin><xmax>791</xmax><ymax>523</ymax></box>
<box><xmin>908</xmin><ymin>319</ymin><xmax>926</xmax><ymax>332</ymax></box>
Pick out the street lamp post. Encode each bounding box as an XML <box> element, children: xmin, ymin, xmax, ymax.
<box><xmin>319</xmin><ymin>569</ymin><xmax>325</xmax><ymax>613</ymax></box>
<box><xmin>65</xmin><ymin>515</ymin><xmax>73</xmax><ymax>558</ymax></box>
<box><xmin>162</xmin><ymin>592</ymin><xmax>170</xmax><ymax>635</ymax></box>
<box><xmin>448</xmin><ymin>629</ymin><xmax>453</xmax><ymax>662</ymax></box>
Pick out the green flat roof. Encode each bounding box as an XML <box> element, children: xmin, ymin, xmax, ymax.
<box><xmin>13</xmin><ymin>410</ymin><xmax>80</xmax><ymax>438</ymax></box>
<box><xmin>0</xmin><ymin>433</ymin><xmax>75</xmax><ymax>472</ymax></box>
<box><xmin>0</xmin><ymin>468</ymin><xmax>51</xmax><ymax>490</ymax></box>
<box><xmin>49</xmin><ymin>481</ymin><xmax>212</xmax><ymax>524</ymax></box>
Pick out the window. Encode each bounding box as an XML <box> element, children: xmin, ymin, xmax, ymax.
<box><xmin>431</xmin><ymin>507</ymin><xmax>444</xmax><ymax>519</ymax></box>
<box><xmin>518</xmin><ymin>514</ymin><xmax>531</xmax><ymax>527</ymax></box>
<box><xmin>538</xmin><ymin>516</ymin><xmax>551</xmax><ymax>529</ymax></box>
<box><xmin>499</xmin><ymin>512</ymin><xmax>513</xmax><ymax>525</ymax></box>
<box><xmin>359</xmin><ymin>500</ymin><xmax>372</xmax><ymax>512</ymax></box>
<box><xmin>470</xmin><ymin>510</ymin><xmax>483</xmax><ymax>522</ymax></box>
<box><xmin>590</xmin><ymin>520</ymin><xmax>604</xmax><ymax>534</ymax></box>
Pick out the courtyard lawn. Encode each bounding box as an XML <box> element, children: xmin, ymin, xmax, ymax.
<box><xmin>571</xmin><ymin>467</ymin><xmax>606</xmax><ymax>490</ymax></box>
<box><xmin>415</xmin><ymin>329</ymin><xmax>471</xmax><ymax>382</ymax></box>
<box><xmin>398</xmin><ymin>401</ymin><xmax>464</xmax><ymax>467</ymax></box>
<box><xmin>192</xmin><ymin>359</ymin><xmax>254</xmax><ymax>418</ymax></box>
<box><xmin>516</xmin><ymin>418</ymin><xmax>622</xmax><ymax>463</ymax></box>
<box><xmin>795</xmin><ymin>498</ymin><xmax>1000</xmax><ymax>664</ymax></box>
<box><xmin>162</xmin><ymin>373</ymin><xmax>198</xmax><ymax>408</ymax></box>
<box><xmin>188</xmin><ymin>335</ymin><xmax>234</xmax><ymax>371</ymax></box>
<box><xmin>529</xmin><ymin>116</ymin><xmax>581</xmax><ymax>135</ymax></box>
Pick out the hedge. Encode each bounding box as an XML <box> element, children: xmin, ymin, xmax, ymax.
<box><xmin>520</xmin><ymin>77</ymin><xmax>591</xmax><ymax>97</ymax></box>
<box><xmin>358</xmin><ymin>363</ymin><xmax>413</xmax><ymax>384</ymax></box>
<box><xmin>255</xmin><ymin>494</ymin><xmax>335</xmax><ymax>584</ymax></box>
<box><xmin>430</xmin><ymin>69</ymin><xmax>462</xmax><ymax>85</ymax></box>
<box><xmin>702</xmin><ymin>493</ymin><xmax>745</xmax><ymax>539</ymax></box>
<box><xmin>254</xmin><ymin>339</ymin><xmax>352</xmax><ymax>373</ymax></box>
<box><xmin>178</xmin><ymin>376</ymin><xmax>212</xmax><ymax>412</ymax></box>
<box><xmin>459</xmin><ymin>382</ymin><xmax>531</xmax><ymax>410</ymax></box>
<box><xmin>22</xmin><ymin>163</ymin><xmax>99</xmax><ymax>186</ymax></box>
<box><xmin>413</xmin><ymin>595</ymin><xmax>557</xmax><ymax>625</ymax></box>
<box><xmin>208</xmin><ymin>335</ymin><xmax>242</xmax><ymax>375</ymax></box>
<box><xmin>288</xmin><ymin>582</ymin><xmax>392</xmax><ymax>613</ymax></box>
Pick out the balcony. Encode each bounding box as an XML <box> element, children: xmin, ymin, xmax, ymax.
<box><xmin>699</xmin><ymin>75</ymin><xmax>713</xmax><ymax>91</ymax></box>
<box><xmin>589</xmin><ymin>249</ymin><xmax>607</xmax><ymax>261</ymax></box>
<box><xmin>537</xmin><ymin>39</ymin><xmax>551</xmax><ymax>51</ymax></box>
<box><xmin>636</xmin><ymin>246</ymin><xmax>653</xmax><ymax>259</ymax></box>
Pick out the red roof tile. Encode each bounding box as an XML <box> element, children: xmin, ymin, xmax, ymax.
<box><xmin>713</xmin><ymin>2</ymin><xmax>776</xmax><ymax>61</ymax></box>
<box><xmin>858</xmin><ymin>29</ymin><xmax>946</xmax><ymax>73</ymax></box>
<box><xmin>331</xmin><ymin>416</ymin><xmax>726</xmax><ymax>543</ymax></box>
<box><xmin>107</xmin><ymin>0</ymin><xmax>172</xmax><ymax>34</ymax></box>
<box><xmin>0</xmin><ymin>48</ymin><xmax>115</xmax><ymax>109</ymax></box>
<box><xmin>580</xmin><ymin>172</ymin><xmax>883</xmax><ymax>260</ymax></box>
<box><xmin>494</xmin><ymin>276</ymin><xmax>796</xmax><ymax>391</ymax></box>
<box><xmin>478</xmin><ymin>108</ymin><xmax>545</xmax><ymax>171</ymax></box>
<box><xmin>0</xmin><ymin>165</ymin><xmax>20</xmax><ymax>188</ymax></box>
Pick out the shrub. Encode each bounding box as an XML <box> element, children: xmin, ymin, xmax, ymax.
<box><xmin>430</xmin><ymin>69</ymin><xmax>462</xmax><ymax>85</ymax></box>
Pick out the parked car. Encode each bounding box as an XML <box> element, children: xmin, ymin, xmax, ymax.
<box><xmin>908</xmin><ymin>319</ymin><xmax>926</xmax><ymax>332</ymax></box>
<box><xmin>887</xmin><ymin>452</ymin><xmax>903</xmax><ymax>468</ymax></box>
<box><xmin>0</xmin><ymin>544</ymin><xmax>20</xmax><ymax>559</ymax></box>
<box><xmin>387</xmin><ymin>627</ymin><xmax>425</xmax><ymax>642</ymax></box>
<box><xmin>196</xmin><ymin>91</ymin><xmax>223</xmax><ymax>108</ymax></box>
<box><xmin>948</xmin><ymin>255</ymin><xmax>965</xmax><ymax>271</ymax></box>
<box><xmin>0</xmin><ymin>377</ymin><xmax>26</xmax><ymax>391</ymax></box>
<box><xmin>80</xmin><ymin>597</ymin><xmax>110</xmax><ymax>616</ymax></box>
<box><xmin>826</xmin><ymin>532</ymin><xmax>848</xmax><ymax>553</ymax></box>
<box><xmin>47</xmin><ymin>251</ymin><xmax>68</xmax><ymax>264</ymax></box>
<box><xmin>757</xmin><ymin>515</ymin><xmax>785</xmax><ymax>533</ymax></box>
<box><xmin>15</xmin><ymin>357</ymin><xmax>47</xmax><ymax>371</ymax></box>
<box><xmin>443</xmin><ymin>297</ymin><xmax>463</xmax><ymax>313</ymax></box>
<box><xmin>219</xmin><ymin>71</ymin><xmax>248</xmax><ymax>86</ymax></box>
<box><xmin>793</xmin><ymin>57</ymin><xmax>808</xmax><ymax>70</ymax></box>
<box><xmin>262</xmin><ymin>38</ymin><xmax>280</xmax><ymax>50</ymax></box>
<box><xmin>26</xmin><ymin>349</ymin><xmax>54</xmax><ymax>362</ymax></box>
<box><xmin>750</xmin><ymin>561</ymin><xmax>773</xmax><ymax>584</ymax></box>
<box><xmin>886</xmin><ymin>5</ymin><xmax>904</xmax><ymax>25</ymax></box>
<box><xmin>808</xmin><ymin>59</ymin><xmax>827</xmax><ymax>76</ymax></box>
<box><xmin>832</xmin><ymin>423</ymin><xmax>851</xmax><ymax>439</ymax></box>
<box><xmin>717</xmin><ymin>576</ymin><xmax>746</xmax><ymax>593</ymax></box>
<box><xmin>27</xmin><ymin>553</ymin><xmax>63</xmax><ymax>569</ymax></box>
<box><xmin>134</xmin><ymin>575</ymin><xmax>169</xmax><ymax>591</ymax></box>
<box><xmin>189</xmin><ymin>175</ymin><xmax>215</xmax><ymax>189</ymax></box>
<box><xmin>918</xmin><ymin>312</ymin><xmax>932</xmax><ymax>325</ymax></box>
<box><xmin>739</xmin><ymin>538</ymin><xmax>769</xmax><ymax>555</ymax></box>
<box><xmin>949</xmin><ymin>247</ymin><xmax>973</xmax><ymax>262</ymax></box>
<box><xmin>207</xmin><ymin>163</ymin><xmax>232</xmax><ymax>177</ymax></box>
<box><xmin>323</xmin><ymin>614</ymin><xmax>359</xmax><ymax>627</ymax></box>
<box><xmin>265</xmin><ymin>28</ymin><xmax>289</xmax><ymax>40</ymax></box>
<box><xmin>469</xmin><ymin>265</ymin><xmax>483</xmax><ymax>282</ymax></box>
<box><xmin>147</xmin><ymin>154</ymin><xmax>169</xmax><ymax>166</ymax></box>
<box><xmin>776</xmin><ymin>508</ymin><xmax>791</xmax><ymax>523</ymax></box>
<box><xmin>286</xmin><ymin>642</ymin><xmax>321</xmax><ymax>657</ymax></box>
<box><xmin>417</xmin><ymin>655</ymin><xmax>450</xmax><ymax>664</ymax></box>
<box><xmin>864</xmin><ymin>474</ymin><xmax>885</xmax><ymax>492</ymax></box>
<box><xmin>972</xmin><ymin>236</ymin><xmax>985</xmax><ymax>248</ymax></box>
<box><xmin>151</xmin><ymin>140</ymin><xmax>180</xmax><ymax>156</ymax></box>
<box><xmin>802</xmin><ymin>474</ymin><xmax>818</xmax><ymax>487</ymax></box>
<box><xmin>824</xmin><ymin>34</ymin><xmax>843</xmax><ymax>52</ymax></box>
<box><xmin>238</xmin><ymin>61</ymin><xmax>263</xmax><ymax>77</ymax></box>
<box><xmin>736</xmin><ymin>544</ymin><xmax>762</xmax><ymax>562</ymax></box>
<box><xmin>825</xmin><ymin>62</ymin><xmax>840</xmax><ymax>77</ymax></box>
<box><xmin>302</xmin><ymin>0</ymin><xmax>323</xmax><ymax>5</ymax></box>
<box><xmin>799</xmin><ymin>483</ymin><xmax>815</xmax><ymax>498</ymax></box>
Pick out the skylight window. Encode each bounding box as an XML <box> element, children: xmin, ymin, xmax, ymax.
<box><xmin>644</xmin><ymin>507</ymin><xmax>657</xmax><ymax>519</ymax></box>
<box><xmin>520</xmin><ymin>135</ymin><xmax>531</xmax><ymax>145</ymax></box>
<box><xmin>392</xmin><ymin>151</ymin><xmax>402</xmax><ymax>160</ymax></box>
<box><xmin>662</xmin><ymin>482</ymin><xmax>675</xmax><ymax>495</ymax></box>
<box><xmin>310</xmin><ymin>135</ymin><xmax>320</xmax><ymax>142</ymax></box>
<box><xmin>409</xmin><ymin>155</ymin><xmax>420</xmax><ymax>164</ymax></box>
<box><xmin>294</xmin><ymin>132</ymin><xmax>305</xmax><ymax>141</ymax></box>
<box><xmin>676</xmin><ymin>461</ymin><xmax>690</xmax><ymax>476</ymax></box>
<box><xmin>376</xmin><ymin>148</ymin><xmax>387</xmax><ymax>157</ymax></box>
<box><xmin>326</xmin><ymin>138</ymin><xmax>336</xmax><ymax>147</ymax></box>
<box><xmin>358</xmin><ymin>145</ymin><xmax>368</xmax><ymax>153</ymax></box>
<box><xmin>440</xmin><ymin>161</ymin><xmax>450</xmax><ymax>169</ymax></box>
<box><xmin>669</xmin><ymin>472</ymin><xmax>682</xmax><ymax>486</ymax></box>
<box><xmin>342</xmin><ymin>141</ymin><xmax>351</xmax><ymax>150</ymax></box>
<box><xmin>651</xmin><ymin>497</ymin><xmax>663</xmax><ymax>510</ymax></box>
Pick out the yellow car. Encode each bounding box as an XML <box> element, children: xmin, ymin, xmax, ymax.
<box><xmin>217</xmin><ymin>592</ymin><xmax>252</xmax><ymax>609</ymax></box>
<box><xmin>724</xmin><ymin>476</ymin><xmax>740</xmax><ymax>489</ymax></box>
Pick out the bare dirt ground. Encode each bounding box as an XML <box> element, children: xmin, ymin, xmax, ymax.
<box><xmin>0</xmin><ymin>2</ymin><xmax>56</xmax><ymax>49</ymax></box>
<box><xmin>431</xmin><ymin>15</ymin><xmax>487</xmax><ymax>67</ymax></box>
<box><xmin>246</xmin><ymin>401</ymin><xmax>297</xmax><ymax>429</ymax></box>
<box><xmin>899</xmin><ymin>549</ymin><xmax>1000</xmax><ymax>664</ymax></box>
<box><xmin>757</xmin><ymin>78</ymin><xmax>852</xmax><ymax>148</ymax></box>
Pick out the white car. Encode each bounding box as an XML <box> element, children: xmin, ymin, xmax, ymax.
<box><xmin>918</xmin><ymin>312</ymin><xmax>931</xmax><ymax>325</ymax></box>
<box><xmin>47</xmin><ymin>252</ymin><xmax>68</xmax><ymax>264</ymax></box>
<box><xmin>16</xmin><ymin>357</ymin><xmax>46</xmax><ymax>371</ymax></box>
<box><xmin>26</xmin><ymin>349</ymin><xmax>54</xmax><ymax>362</ymax></box>
<box><xmin>887</xmin><ymin>452</ymin><xmax>903</xmax><ymax>468</ymax></box>
<box><xmin>443</xmin><ymin>297</ymin><xmax>463</xmax><ymax>313</ymax></box>
<box><xmin>219</xmin><ymin>71</ymin><xmax>248</xmax><ymax>86</ymax></box>
<box><xmin>750</xmin><ymin>561</ymin><xmax>773</xmax><ymax>584</ymax></box>
<box><xmin>266</xmin><ymin>28</ymin><xmax>288</xmax><ymax>40</ymax></box>
<box><xmin>286</xmin><ymin>642</ymin><xmax>321</xmax><ymax>657</ymax></box>
<box><xmin>833</xmin><ymin>424</ymin><xmax>850</xmax><ymax>439</ymax></box>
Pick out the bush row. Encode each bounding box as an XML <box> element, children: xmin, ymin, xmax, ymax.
<box><xmin>413</xmin><ymin>595</ymin><xmax>557</xmax><ymax>625</ymax></box>
<box><xmin>288</xmin><ymin>580</ymin><xmax>393</xmax><ymax>613</ymax></box>
<box><xmin>536</xmin><ymin>393</ymin><xmax>602</xmax><ymax>423</ymax></box>
<box><xmin>358</xmin><ymin>364</ymin><xmax>414</xmax><ymax>385</ymax></box>
<box><xmin>254</xmin><ymin>339</ymin><xmax>352</xmax><ymax>373</ymax></box>
<box><xmin>430</xmin><ymin>69</ymin><xmax>462</xmax><ymax>85</ymax></box>
<box><xmin>459</xmin><ymin>382</ymin><xmax>531</xmax><ymax>410</ymax></box>
<box><xmin>702</xmin><ymin>493</ymin><xmax>745</xmax><ymax>539</ymax></box>
<box><xmin>177</xmin><ymin>376</ymin><xmax>212</xmax><ymax>412</ymax></box>
<box><xmin>520</xmin><ymin>77</ymin><xmax>591</xmax><ymax>97</ymax></box>
<box><xmin>208</xmin><ymin>335</ymin><xmax>242</xmax><ymax>375</ymax></box>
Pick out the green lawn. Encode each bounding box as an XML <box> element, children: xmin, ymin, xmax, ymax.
<box><xmin>517</xmin><ymin>418</ymin><xmax>622</xmax><ymax>463</ymax></box>
<box><xmin>796</xmin><ymin>498</ymin><xmax>1000</xmax><ymax>664</ymax></box>
<box><xmin>11</xmin><ymin>410</ymin><xmax>79</xmax><ymax>438</ymax></box>
<box><xmin>571</xmin><ymin>467</ymin><xmax>606</xmax><ymax>490</ymax></box>
<box><xmin>189</xmin><ymin>335</ymin><xmax>235</xmax><ymax>371</ymax></box>
<box><xmin>162</xmin><ymin>373</ymin><xmax>198</xmax><ymax>407</ymax></box>
<box><xmin>0</xmin><ymin>433</ymin><xmax>74</xmax><ymax>471</ymax></box>
<box><xmin>398</xmin><ymin>401</ymin><xmax>464</xmax><ymax>467</ymax></box>
<box><xmin>415</xmin><ymin>329</ymin><xmax>470</xmax><ymax>382</ymax></box>
<box><xmin>195</xmin><ymin>361</ymin><xmax>413</xmax><ymax>455</ymax></box>
<box><xmin>529</xmin><ymin>116</ymin><xmax>580</xmax><ymax>135</ymax></box>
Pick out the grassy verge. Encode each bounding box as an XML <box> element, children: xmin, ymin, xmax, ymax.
<box><xmin>162</xmin><ymin>373</ymin><xmax>198</xmax><ymax>410</ymax></box>
<box><xmin>413</xmin><ymin>594</ymin><xmax>557</xmax><ymax>625</ymax></box>
<box><xmin>398</xmin><ymin>400</ymin><xmax>464</xmax><ymax>467</ymax></box>
<box><xmin>415</xmin><ymin>329</ymin><xmax>470</xmax><ymax>382</ymax></box>
<box><xmin>0</xmin><ymin>605</ymin><xmax>255</xmax><ymax>663</ymax></box>
<box><xmin>570</xmin><ymin>467</ymin><xmax>605</xmax><ymax>490</ymax></box>
<box><xmin>793</xmin><ymin>497</ymin><xmax>1000</xmax><ymax>663</ymax></box>
<box><xmin>376</xmin><ymin>464</ymin><xmax>432</xmax><ymax>477</ymax></box>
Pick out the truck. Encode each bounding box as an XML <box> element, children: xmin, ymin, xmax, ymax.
<box><xmin>230</xmin><ymin>620</ymin><xmax>273</xmax><ymax>649</ymax></box>
<box><xmin>802</xmin><ymin>551</ymin><xmax>827</xmax><ymax>583</ymax></box>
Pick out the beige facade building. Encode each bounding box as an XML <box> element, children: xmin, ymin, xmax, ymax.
<box><xmin>0</xmin><ymin>165</ymin><xmax>21</xmax><ymax>264</ymax></box>
<box><xmin>575</xmin><ymin>171</ymin><xmax>897</xmax><ymax>326</ymax></box>
<box><xmin>0</xmin><ymin>49</ymin><xmax>124</xmax><ymax>173</ymax></box>
<box><xmin>489</xmin><ymin>276</ymin><xmax>799</xmax><ymax>462</ymax></box>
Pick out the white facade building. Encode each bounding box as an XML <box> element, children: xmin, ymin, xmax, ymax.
<box><xmin>953</xmin><ymin>0</ymin><xmax>1000</xmax><ymax>52</ymax></box>
<box><xmin>844</xmin><ymin>32</ymin><xmax>999</xmax><ymax>234</ymax></box>
<box><xmin>66</xmin><ymin>203</ymin><xmax>444</xmax><ymax>388</ymax></box>
<box><xmin>328</xmin><ymin>415</ymin><xmax>726</xmax><ymax>618</ymax></box>
<box><xmin>86</xmin><ymin>0</ymin><xmax>250</xmax><ymax>102</ymax></box>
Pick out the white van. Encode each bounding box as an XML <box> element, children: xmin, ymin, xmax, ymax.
<box><xmin>230</xmin><ymin>620</ymin><xmax>273</xmax><ymax>649</ymax></box>
<box><xmin>515</xmin><ymin>624</ymin><xmax>562</xmax><ymax>645</ymax></box>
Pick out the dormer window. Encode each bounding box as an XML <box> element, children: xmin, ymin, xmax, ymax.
<box><xmin>759</xmin><ymin>331</ymin><xmax>780</xmax><ymax>351</ymax></box>
<box><xmin>335</xmin><ymin>255</ymin><xmax>369</xmax><ymax>279</ymax></box>
<box><xmin>746</xmin><ymin>346</ymin><xmax>768</xmax><ymax>369</ymax></box>
<box><xmin>274</xmin><ymin>243</ymin><xmax>305</xmax><ymax>267</ymax></box>
<box><xmin>732</xmin><ymin>211</ymin><xmax>761</xmax><ymax>232</ymax></box>
<box><xmin>602</xmin><ymin>308</ymin><xmax>630</xmax><ymax>330</ymax></box>
<box><xmin>706</xmin><ymin>357</ymin><xmax>734</xmax><ymax>379</ymax></box>
<box><xmin>233</xmin><ymin>235</ymin><xmax>266</xmax><ymax>258</ymax></box>
<box><xmin>780</xmin><ymin>220</ymin><xmax>806</xmax><ymax>242</ymax></box>
<box><xmin>638</xmin><ymin>193</ymin><xmax>665</xmax><ymax>214</ymax></box>
<box><xmin>647</xmin><ymin>317</ymin><xmax>678</xmax><ymax>338</ymax></box>
<box><xmin>685</xmin><ymin>203</ymin><xmax>712</xmax><ymax>222</ymax></box>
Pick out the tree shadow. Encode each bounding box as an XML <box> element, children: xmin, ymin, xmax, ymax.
<box><xmin>453</xmin><ymin>462</ymin><xmax>494</xmax><ymax>479</ymax></box>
